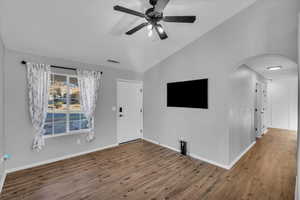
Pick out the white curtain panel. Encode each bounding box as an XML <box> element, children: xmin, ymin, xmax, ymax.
<box><xmin>26</xmin><ymin>63</ymin><xmax>51</xmax><ymax>151</ymax></box>
<box><xmin>77</xmin><ymin>69</ymin><xmax>102</xmax><ymax>142</ymax></box>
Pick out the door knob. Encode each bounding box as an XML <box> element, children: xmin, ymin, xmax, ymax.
<box><xmin>119</xmin><ymin>114</ymin><xmax>123</xmax><ymax>117</ymax></box>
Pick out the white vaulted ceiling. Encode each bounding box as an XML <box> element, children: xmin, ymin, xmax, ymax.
<box><xmin>0</xmin><ymin>0</ymin><xmax>257</xmax><ymax>72</ymax></box>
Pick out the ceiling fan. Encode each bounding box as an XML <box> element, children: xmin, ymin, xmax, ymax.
<box><xmin>113</xmin><ymin>0</ymin><xmax>196</xmax><ymax>40</ymax></box>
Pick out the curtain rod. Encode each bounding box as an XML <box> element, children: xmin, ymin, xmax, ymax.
<box><xmin>21</xmin><ymin>61</ymin><xmax>103</xmax><ymax>74</ymax></box>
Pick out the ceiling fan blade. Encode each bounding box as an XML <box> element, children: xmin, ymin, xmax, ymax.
<box><xmin>155</xmin><ymin>24</ymin><xmax>168</xmax><ymax>40</ymax></box>
<box><xmin>114</xmin><ymin>5</ymin><xmax>145</xmax><ymax>18</ymax></box>
<box><xmin>163</xmin><ymin>16</ymin><xmax>196</xmax><ymax>23</ymax></box>
<box><xmin>126</xmin><ymin>22</ymin><xmax>149</xmax><ymax>35</ymax></box>
<box><xmin>154</xmin><ymin>0</ymin><xmax>170</xmax><ymax>13</ymax></box>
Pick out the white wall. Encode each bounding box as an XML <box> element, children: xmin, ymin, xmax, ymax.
<box><xmin>268</xmin><ymin>78</ymin><xmax>298</xmax><ymax>130</ymax></box>
<box><xmin>229</xmin><ymin>65</ymin><xmax>267</xmax><ymax>163</ymax></box>
<box><xmin>4</xmin><ymin>49</ymin><xmax>141</xmax><ymax>170</ymax></box>
<box><xmin>0</xmin><ymin>31</ymin><xmax>5</xmax><ymax>187</ymax></box>
<box><xmin>143</xmin><ymin>0</ymin><xmax>300</xmax><ymax>167</ymax></box>
<box><xmin>297</xmin><ymin>14</ymin><xmax>300</xmax><ymax>200</ymax></box>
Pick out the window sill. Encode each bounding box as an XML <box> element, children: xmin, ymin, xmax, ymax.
<box><xmin>44</xmin><ymin>129</ymin><xmax>92</xmax><ymax>139</ymax></box>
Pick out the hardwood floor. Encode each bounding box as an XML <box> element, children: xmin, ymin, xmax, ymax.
<box><xmin>0</xmin><ymin>128</ymin><xmax>296</xmax><ymax>200</ymax></box>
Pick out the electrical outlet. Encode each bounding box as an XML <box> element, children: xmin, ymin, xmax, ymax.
<box><xmin>2</xmin><ymin>154</ymin><xmax>11</xmax><ymax>162</ymax></box>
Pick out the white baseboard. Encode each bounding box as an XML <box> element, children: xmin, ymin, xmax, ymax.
<box><xmin>159</xmin><ymin>143</ymin><xmax>180</xmax><ymax>153</ymax></box>
<box><xmin>6</xmin><ymin>143</ymin><xmax>118</xmax><ymax>174</ymax></box>
<box><xmin>143</xmin><ymin>137</ymin><xmax>179</xmax><ymax>152</ymax></box>
<box><xmin>143</xmin><ymin>137</ymin><xmax>256</xmax><ymax>170</ymax></box>
<box><xmin>143</xmin><ymin>137</ymin><xmax>159</xmax><ymax>145</ymax></box>
<box><xmin>189</xmin><ymin>153</ymin><xmax>230</xmax><ymax>169</ymax></box>
<box><xmin>263</xmin><ymin>128</ymin><xmax>269</xmax><ymax>135</ymax></box>
<box><xmin>228</xmin><ymin>141</ymin><xmax>256</xmax><ymax>169</ymax></box>
<box><xmin>269</xmin><ymin>127</ymin><xmax>298</xmax><ymax>131</ymax></box>
<box><xmin>189</xmin><ymin>153</ymin><xmax>229</xmax><ymax>169</ymax></box>
<box><xmin>0</xmin><ymin>172</ymin><xmax>7</xmax><ymax>193</ymax></box>
<box><xmin>143</xmin><ymin>137</ymin><xmax>229</xmax><ymax>170</ymax></box>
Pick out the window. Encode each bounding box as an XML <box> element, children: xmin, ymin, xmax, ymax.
<box><xmin>44</xmin><ymin>74</ymin><xmax>91</xmax><ymax>137</ymax></box>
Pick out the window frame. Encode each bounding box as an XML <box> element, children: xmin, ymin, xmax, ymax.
<box><xmin>44</xmin><ymin>72</ymin><xmax>92</xmax><ymax>139</ymax></box>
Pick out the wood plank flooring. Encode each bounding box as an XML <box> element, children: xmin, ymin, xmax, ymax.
<box><xmin>0</xmin><ymin>128</ymin><xmax>296</xmax><ymax>200</ymax></box>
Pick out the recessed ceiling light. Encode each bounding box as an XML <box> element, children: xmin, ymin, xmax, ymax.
<box><xmin>267</xmin><ymin>66</ymin><xmax>282</xmax><ymax>71</ymax></box>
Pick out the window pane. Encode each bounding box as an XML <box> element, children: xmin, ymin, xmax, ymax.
<box><xmin>45</xmin><ymin>113</ymin><xmax>53</xmax><ymax>124</ymax></box>
<box><xmin>51</xmin><ymin>75</ymin><xmax>67</xmax><ymax>113</ymax></box>
<box><xmin>53</xmin><ymin>98</ymin><xmax>67</xmax><ymax>112</ymax></box>
<box><xmin>52</xmin><ymin>75</ymin><xmax>67</xmax><ymax>98</ymax></box>
<box><xmin>80</xmin><ymin>114</ymin><xmax>87</xmax><ymax>120</ymax></box>
<box><xmin>44</xmin><ymin>90</ymin><xmax>53</xmax><ymax>134</ymax></box>
<box><xmin>70</xmin><ymin>98</ymin><xmax>81</xmax><ymax>113</ymax></box>
<box><xmin>81</xmin><ymin>120</ymin><xmax>89</xmax><ymax>129</ymax></box>
<box><xmin>70</xmin><ymin>77</ymin><xmax>78</xmax><ymax>87</ymax></box>
<box><xmin>70</xmin><ymin>77</ymin><xmax>81</xmax><ymax>112</ymax></box>
<box><xmin>54</xmin><ymin>121</ymin><xmax>67</xmax><ymax>134</ymax></box>
<box><xmin>44</xmin><ymin>74</ymin><xmax>93</xmax><ymax>136</ymax></box>
<box><xmin>70</xmin><ymin>120</ymin><xmax>81</xmax><ymax>131</ymax></box>
<box><xmin>44</xmin><ymin>123</ymin><xmax>53</xmax><ymax>135</ymax></box>
<box><xmin>53</xmin><ymin>113</ymin><xmax>67</xmax><ymax>122</ymax></box>
<box><xmin>69</xmin><ymin>113</ymin><xmax>81</xmax><ymax>131</ymax></box>
<box><xmin>70</xmin><ymin>113</ymin><xmax>80</xmax><ymax>121</ymax></box>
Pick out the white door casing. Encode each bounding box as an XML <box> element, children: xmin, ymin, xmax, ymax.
<box><xmin>117</xmin><ymin>80</ymin><xmax>143</xmax><ymax>144</ymax></box>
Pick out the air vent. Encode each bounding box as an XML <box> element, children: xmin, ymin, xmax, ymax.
<box><xmin>107</xmin><ymin>59</ymin><xmax>120</xmax><ymax>64</ymax></box>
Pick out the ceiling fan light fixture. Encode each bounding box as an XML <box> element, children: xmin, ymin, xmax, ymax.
<box><xmin>113</xmin><ymin>0</ymin><xmax>196</xmax><ymax>40</ymax></box>
<box><xmin>157</xmin><ymin>26</ymin><xmax>164</xmax><ymax>34</ymax></box>
<box><xmin>147</xmin><ymin>24</ymin><xmax>153</xmax><ymax>30</ymax></box>
<box><xmin>148</xmin><ymin>29</ymin><xmax>153</xmax><ymax>37</ymax></box>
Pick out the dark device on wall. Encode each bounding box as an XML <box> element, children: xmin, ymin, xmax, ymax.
<box><xmin>167</xmin><ymin>79</ymin><xmax>208</xmax><ymax>109</ymax></box>
<box><xmin>180</xmin><ymin>140</ymin><xmax>187</xmax><ymax>156</ymax></box>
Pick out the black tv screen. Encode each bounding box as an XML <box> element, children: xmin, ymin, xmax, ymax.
<box><xmin>167</xmin><ymin>79</ymin><xmax>208</xmax><ymax>109</ymax></box>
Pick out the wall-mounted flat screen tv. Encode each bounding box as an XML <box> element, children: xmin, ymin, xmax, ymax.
<box><xmin>167</xmin><ymin>79</ymin><xmax>208</xmax><ymax>109</ymax></box>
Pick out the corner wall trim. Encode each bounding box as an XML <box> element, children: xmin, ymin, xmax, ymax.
<box><xmin>6</xmin><ymin>143</ymin><xmax>119</xmax><ymax>174</ymax></box>
<box><xmin>189</xmin><ymin>153</ymin><xmax>230</xmax><ymax>169</ymax></box>
<box><xmin>0</xmin><ymin>172</ymin><xmax>7</xmax><ymax>193</ymax></box>
<box><xmin>228</xmin><ymin>141</ymin><xmax>256</xmax><ymax>169</ymax></box>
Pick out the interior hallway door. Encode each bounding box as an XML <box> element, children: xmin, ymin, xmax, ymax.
<box><xmin>255</xmin><ymin>82</ymin><xmax>267</xmax><ymax>138</ymax></box>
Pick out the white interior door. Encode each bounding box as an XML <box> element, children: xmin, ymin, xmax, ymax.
<box><xmin>117</xmin><ymin>80</ymin><xmax>143</xmax><ymax>143</ymax></box>
<box><xmin>255</xmin><ymin>82</ymin><xmax>263</xmax><ymax>137</ymax></box>
<box><xmin>261</xmin><ymin>83</ymin><xmax>268</xmax><ymax>133</ymax></box>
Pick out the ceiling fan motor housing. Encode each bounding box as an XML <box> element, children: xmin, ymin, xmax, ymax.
<box><xmin>149</xmin><ymin>0</ymin><xmax>157</xmax><ymax>6</ymax></box>
<box><xmin>145</xmin><ymin>8</ymin><xmax>163</xmax><ymax>23</ymax></box>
